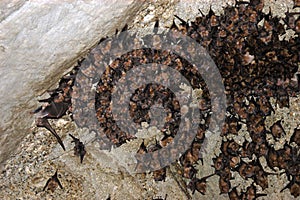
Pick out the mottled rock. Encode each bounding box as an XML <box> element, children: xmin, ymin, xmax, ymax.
<box><xmin>0</xmin><ymin>0</ymin><xmax>146</xmax><ymax>167</ymax></box>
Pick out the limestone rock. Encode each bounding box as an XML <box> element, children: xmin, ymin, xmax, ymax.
<box><xmin>0</xmin><ymin>0</ymin><xmax>146</xmax><ymax>167</ymax></box>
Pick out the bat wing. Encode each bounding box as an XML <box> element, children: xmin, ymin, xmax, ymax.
<box><xmin>31</xmin><ymin>106</ymin><xmax>43</xmax><ymax>114</ymax></box>
<box><xmin>69</xmin><ymin>133</ymin><xmax>79</xmax><ymax>143</ymax></box>
<box><xmin>69</xmin><ymin>133</ymin><xmax>76</xmax><ymax>140</ymax></box>
<box><xmin>56</xmin><ymin>178</ymin><xmax>63</xmax><ymax>189</ymax></box>
<box><xmin>44</xmin><ymin>102</ymin><xmax>69</xmax><ymax>119</ymax></box>
<box><xmin>36</xmin><ymin>118</ymin><xmax>66</xmax><ymax>151</ymax></box>
<box><xmin>43</xmin><ymin>178</ymin><xmax>51</xmax><ymax>191</ymax></box>
<box><xmin>53</xmin><ymin>170</ymin><xmax>63</xmax><ymax>189</ymax></box>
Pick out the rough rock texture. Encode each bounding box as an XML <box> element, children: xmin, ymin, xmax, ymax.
<box><xmin>0</xmin><ymin>0</ymin><xmax>299</xmax><ymax>200</ymax></box>
<box><xmin>0</xmin><ymin>0</ymin><xmax>247</xmax><ymax>168</ymax></box>
<box><xmin>0</xmin><ymin>0</ymin><xmax>147</xmax><ymax>167</ymax></box>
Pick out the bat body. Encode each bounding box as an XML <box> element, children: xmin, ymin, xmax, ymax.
<box><xmin>33</xmin><ymin>102</ymin><xmax>69</xmax><ymax>151</ymax></box>
<box><xmin>69</xmin><ymin>134</ymin><xmax>86</xmax><ymax>163</ymax></box>
<box><xmin>43</xmin><ymin>170</ymin><xmax>63</xmax><ymax>192</ymax></box>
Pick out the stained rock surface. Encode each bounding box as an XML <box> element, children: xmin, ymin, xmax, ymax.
<box><xmin>0</xmin><ymin>0</ymin><xmax>299</xmax><ymax>200</ymax></box>
<box><xmin>0</xmin><ymin>0</ymin><xmax>242</xmax><ymax>170</ymax></box>
<box><xmin>0</xmin><ymin>0</ymin><xmax>146</xmax><ymax>167</ymax></box>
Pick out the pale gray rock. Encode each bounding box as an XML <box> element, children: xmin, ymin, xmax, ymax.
<box><xmin>0</xmin><ymin>0</ymin><xmax>146</xmax><ymax>167</ymax></box>
<box><xmin>0</xmin><ymin>0</ymin><xmax>298</xmax><ymax>199</ymax></box>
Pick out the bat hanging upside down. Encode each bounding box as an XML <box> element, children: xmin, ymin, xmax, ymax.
<box><xmin>69</xmin><ymin>134</ymin><xmax>86</xmax><ymax>163</ymax></box>
<box><xmin>43</xmin><ymin>170</ymin><xmax>63</xmax><ymax>192</ymax></box>
<box><xmin>32</xmin><ymin>101</ymin><xmax>69</xmax><ymax>151</ymax></box>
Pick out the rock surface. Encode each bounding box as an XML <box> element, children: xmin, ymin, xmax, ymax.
<box><xmin>0</xmin><ymin>0</ymin><xmax>299</xmax><ymax>199</ymax></box>
<box><xmin>0</xmin><ymin>0</ymin><xmax>244</xmax><ymax>169</ymax></box>
<box><xmin>0</xmin><ymin>0</ymin><xmax>146</xmax><ymax>167</ymax></box>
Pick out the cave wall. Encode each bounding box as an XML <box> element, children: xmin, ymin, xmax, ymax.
<box><xmin>0</xmin><ymin>0</ymin><xmax>146</xmax><ymax>167</ymax></box>
<box><xmin>0</xmin><ymin>0</ymin><xmax>294</xmax><ymax>169</ymax></box>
